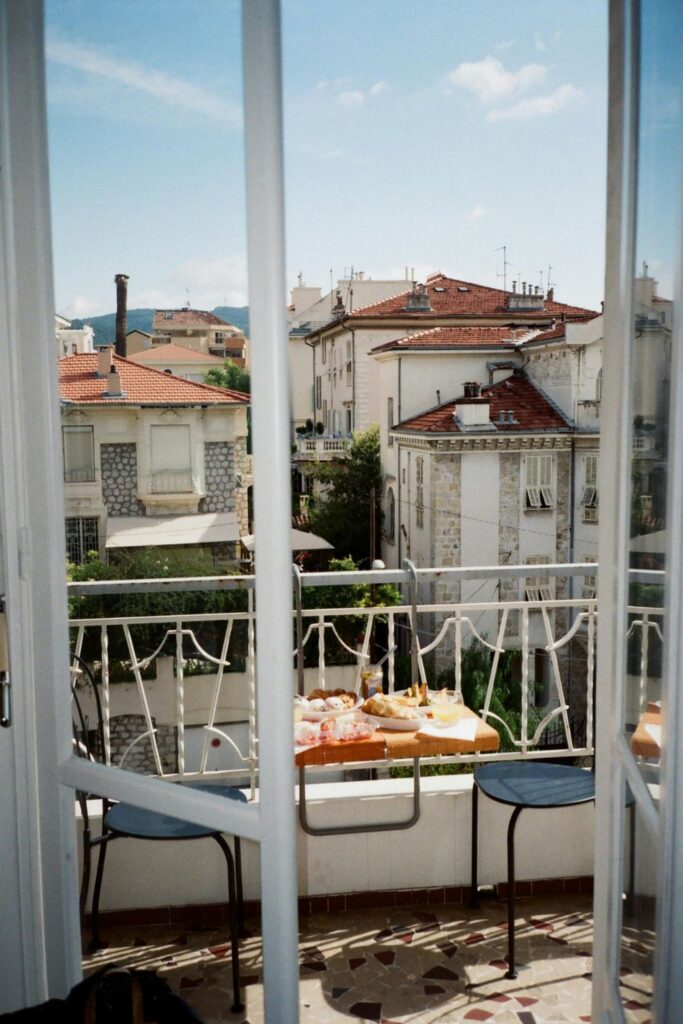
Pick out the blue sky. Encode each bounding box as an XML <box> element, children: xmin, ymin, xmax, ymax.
<box><xmin>46</xmin><ymin>1</ymin><xmax>608</xmax><ymax>318</ymax></box>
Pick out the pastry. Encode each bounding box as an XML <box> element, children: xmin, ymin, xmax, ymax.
<box><xmin>363</xmin><ymin>695</ymin><xmax>417</xmax><ymax>720</ymax></box>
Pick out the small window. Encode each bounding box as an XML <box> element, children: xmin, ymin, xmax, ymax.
<box><xmin>582</xmin><ymin>555</ymin><xmax>597</xmax><ymax>600</ymax></box>
<box><xmin>322</xmin><ymin>340</ymin><xmax>327</xmax><ymax>364</ymax></box>
<box><xmin>151</xmin><ymin>424</ymin><xmax>192</xmax><ymax>493</ymax></box>
<box><xmin>315</xmin><ymin>376</ymin><xmax>321</xmax><ymax>410</ymax></box>
<box><xmin>345</xmin><ymin>407</ymin><xmax>352</xmax><ymax>435</ymax></box>
<box><xmin>525</xmin><ymin>555</ymin><xmax>553</xmax><ymax>602</ymax></box>
<box><xmin>62</xmin><ymin>425</ymin><xmax>95</xmax><ymax>482</ymax></box>
<box><xmin>582</xmin><ymin>454</ymin><xmax>599</xmax><ymax>523</ymax></box>
<box><xmin>596</xmin><ymin>368</ymin><xmax>602</xmax><ymax>402</ymax></box>
<box><xmin>524</xmin><ymin>454</ymin><xmax>554</xmax><ymax>510</ymax></box>
<box><xmin>65</xmin><ymin>517</ymin><xmax>99</xmax><ymax>564</ymax></box>
<box><xmin>164</xmin><ymin>311</ymin><xmax>173</xmax><ymax>320</ymax></box>
<box><xmin>416</xmin><ymin>456</ymin><xmax>424</xmax><ymax>529</ymax></box>
<box><xmin>387</xmin><ymin>397</ymin><xmax>394</xmax><ymax>447</ymax></box>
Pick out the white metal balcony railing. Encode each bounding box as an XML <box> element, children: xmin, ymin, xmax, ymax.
<box><xmin>294</xmin><ymin>436</ymin><xmax>349</xmax><ymax>457</ymax></box>
<box><xmin>68</xmin><ymin>562</ymin><xmax>664</xmax><ymax>795</ymax></box>
<box><xmin>150</xmin><ymin>469</ymin><xmax>195</xmax><ymax>494</ymax></box>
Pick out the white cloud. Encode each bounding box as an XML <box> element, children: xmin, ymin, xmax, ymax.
<box><xmin>496</xmin><ymin>40</ymin><xmax>515</xmax><ymax>51</ymax></box>
<box><xmin>486</xmin><ymin>83</ymin><xmax>582</xmax><ymax>121</ymax></box>
<box><xmin>62</xmin><ymin>294</ymin><xmax>111</xmax><ymax>319</ymax></box>
<box><xmin>46</xmin><ymin>38</ymin><xmax>242</xmax><ymax>125</ymax></box>
<box><xmin>338</xmin><ymin>90</ymin><xmax>365</xmax><ymax>108</ymax></box>
<box><xmin>534</xmin><ymin>32</ymin><xmax>546</xmax><ymax>52</ymax></box>
<box><xmin>466</xmin><ymin>204</ymin><xmax>488</xmax><ymax>223</ymax></box>
<box><xmin>337</xmin><ymin>81</ymin><xmax>389</xmax><ymax>107</ymax></box>
<box><xmin>446</xmin><ymin>55</ymin><xmax>547</xmax><ymax>104</ymax></box>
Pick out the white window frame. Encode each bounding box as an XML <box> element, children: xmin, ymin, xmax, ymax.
<box><xmin>0</xmin><ymin>3</ymin><xmax>296</xmax><ymax>1016</ymax></box>
<box><xmin>524</xmin><ymin>453</ymin><xmax>554</xmax><ymax>510</ymax></box>
<box><xmin>524</xmin><ymin>555</ymin><xmax>553</xmax><ymax>602</ymax></box>
<box><xmin>416</xmin><ymin>455</ymin><xmax>424</xmax><ymax>529</ymax></box>
<box><xmin>62</xmin><ymin>424</ymin><xmax>95</xmax><ymax>483</ymax></box>
<box><xmin>582</xmin><ymin>453</ymin><xmax>599</xmax><ymax>523</ymax></box>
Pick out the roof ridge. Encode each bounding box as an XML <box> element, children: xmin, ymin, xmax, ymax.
<box><xmin>112</xmin><ymin>354</ymin><xmax>249</xmax><ymax>401</ymax></box>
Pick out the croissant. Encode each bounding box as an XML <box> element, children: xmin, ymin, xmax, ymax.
<box><xmin>363</xmin><ymin>695</ymin><xmax>417</xmax><ymax>720</ymax></box>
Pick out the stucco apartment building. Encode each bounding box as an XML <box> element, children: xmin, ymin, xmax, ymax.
<box><xmin>288</xmin><ymin>272</ymin><xmax>409</xmax><ymax>436</ymax></box>
<box><xmin>152</xmin><ymin>307</ymin><xmax>248</xmax><ymax>366</ymax></box>
<box><xmin>304</xmin><ymin>272</ymin><xmax>595</xmax><ymax>439</ymax></box>
<box><xmin>59</xmin><ymin>348</ymin><xmax>250</xmax><ymax>566</ymax></box>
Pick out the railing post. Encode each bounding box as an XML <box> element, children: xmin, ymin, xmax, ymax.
<box><xmin>293</xmin><ymin>564</ymin><xmax>305</xmax><ymax>696</ymax></box>
<box><xmin>404</xmin><ymin>559</ymin><xmax>419</xmax><ymax>685</ymax></box>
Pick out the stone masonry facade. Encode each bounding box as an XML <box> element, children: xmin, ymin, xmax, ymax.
<box><xmin>108</xmin><ymin>714</ymin><xmax>177</xmax><ymax>775</ymax></box>
<box><xmin>199</xmin><ymin>441</ymin><xmax>236</xmax><ymax>513</ymax></box>
<box><xmin>101</xmin><ymin>443</ymin><xmax>145</xmax><ymax>517</ymax></box>
<box><xmin>430</xmin><ymin>453</ymin><xmax>462</xmax><ymax>672</ymax></box>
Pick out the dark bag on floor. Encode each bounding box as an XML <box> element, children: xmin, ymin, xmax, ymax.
<box><xmin>1</xmin><ymin>967</ymin><xmax>205</xmax><ymax>1024</ymax></box>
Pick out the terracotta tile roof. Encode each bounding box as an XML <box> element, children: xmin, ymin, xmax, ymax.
<box><xmin>371</xmin><ymin>325</ymin><xmax>536</xmax><ymax>353</ymax></box>
<box><xmin>349</xmin><ymin>273</ymin><xmax>595</xmax><ymax>320</ymax></box>
<box><xmin>394</xmin><ymin>370</ymin><xmax>570</xmax><ymax>434</ymax></box>
<box><xmin>518</xmin><ymin>324</ymin><xmax>567</xmax><ymax>345</ymax></box>
<box><xmin>128</xmin><ymin>343</ymin><xmax>224</xmax><ymax>364</ymax></box>
<box><xmin>58</xmin><ymin>354</ymin><xmax>249</xmax><ymax>406</ymax></box>
<box><xmin>153</xmin><ymin>308</ymin><xmax>242</xmax><ymax>330</ymax></box>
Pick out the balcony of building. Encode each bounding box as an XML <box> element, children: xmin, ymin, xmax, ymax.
<box><xmin>69</xmin><ymin>562</ymin><xmax>658</xmax><ymax>1022</ymax></box>
<box><xmin>293</xmin><ymin>436</ymin><xmax>350</xmax><ymax>462</ymax></box>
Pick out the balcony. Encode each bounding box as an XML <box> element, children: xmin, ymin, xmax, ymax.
<box><xmin>293</xmin><ymin>436</ymin><xmax>349</xmax><ymax>462</ymax></box>
<box><xmin>138</xmin><ymin>471</ymin><xmax>205</xmax><ymax>513</ymax></box>
<box><xmin>71</xmin><ymin>561</ymin><xmax>658</xmax><ymax>1021</ymax></box>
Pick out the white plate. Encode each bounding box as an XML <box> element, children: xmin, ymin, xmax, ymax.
<box><xmin>361</xmin><ymin>710</ymin><xmax>423</xmax><ymax>732</ymax></box>
<box><xmin>299</xmin><ymin>694</ymin><xmax>363</xmax><ymax>721</ymax></box>
<box><xmin>391</xmin><ymin>690</ymin><xmax>430</xmax><ymax>716</ymax></box>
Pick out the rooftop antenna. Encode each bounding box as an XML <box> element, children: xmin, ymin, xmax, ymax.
<box><xmin>329</xmin><ymin>268</ymin><xmax>334</xmax><ymax>308</ymax></box>
<box><xmin>184</xmin><ymin>287</ymin><xmax>191</xmax><ymax>310</ymax></box>
<box><xmin>495</xmin><ymin>244</ymin><xmax>511</xmax><ymax>294</ymax></box>
<box><xmin>547</xmin><ymin>264</ymin><xmax>555</xmax><ymax>295</ymax></box>
<box><xmin>538</xmin><ymin>270</ymin><xmax>545</xmax><ymax>293</ymax></box>
<box><xmin>297</xmin><ymin>271</ymin><xmax>303</xmax><ymax>287</ymax></box>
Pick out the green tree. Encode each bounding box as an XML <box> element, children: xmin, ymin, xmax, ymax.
<box><xmin>299</xmin><ymin>556</ymin><xmax>401</xmax><ymax>666</ymax></box>
<box><xmin>68</xmin><ymin>549</ymin><xmax>249</xmax><ymax>670</ymax></box>
<box><xmin>309</xmin><ymin>424</ymin><xmax>382</xmax><ymax>564</ymax></box>
<box><xmin>205</xmin><ymin>360</ymin><xmax>250</xmax><ymax>394</ymax></box>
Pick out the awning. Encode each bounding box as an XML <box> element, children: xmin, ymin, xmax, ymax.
<box><xmin>630</xmin><ymin>529</ymin><xmax>667</xmax><ymax>555</ymax></box>
<box><xmin>240</xmin><ymin>528</ymin><xmax>333</xmax><ymax>552</ymax></box>
<box><xmin>106</xmin><ymin>512</ymin><xmax>239</xmax><ymax>549</ymax></box>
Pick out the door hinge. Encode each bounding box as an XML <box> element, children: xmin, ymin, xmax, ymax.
<box><xmin>0</xmin><ymin>602</ymin><xmax>10</xmax><ymax>728</ymax></box>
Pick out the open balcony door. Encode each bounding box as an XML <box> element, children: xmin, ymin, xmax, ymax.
<box><xmin>0</xmin><ymin>2</ymin><xmax>299</xmax><ymax>1018</ymax></box>
<box><xmin>594</xmin><ymin>0</ymin><xmax>683</xmax><ymax>1019</ymax></box>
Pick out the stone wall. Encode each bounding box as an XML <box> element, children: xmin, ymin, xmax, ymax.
<box><xmin>108</xmin><ymin>714</ymin><xmax>177</xmax><ymax>775</ymax></box>
<box><xmin>199</xmin><ymin>441</ymin><xmax>236</xmax><ymax>513</ymax></box>
<box><xmin>430</xmin><ymin>453</ymin><xmax>462</xmax><ymax>672</ymax></box>
<box><xmin>101</xmin><ymin>443</ymin><xmax>145</xmax><ymax>517</ymax></box>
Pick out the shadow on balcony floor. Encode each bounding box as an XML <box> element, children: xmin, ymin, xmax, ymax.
<box><xmin>83</xmin><ymin>894</ymin><xmax>652</xmax><ymax>1023</ymax></box>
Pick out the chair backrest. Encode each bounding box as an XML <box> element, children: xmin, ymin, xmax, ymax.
<box><xmin>70</xmin><ymin>653</ymin><xmax>107</xmax><ymax>827</ymax></box>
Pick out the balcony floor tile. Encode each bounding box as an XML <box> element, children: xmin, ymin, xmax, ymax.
<box><xmin>83</xmin><ymin>894</ymin><xmax>652</xmax><ymax>1023</ymax></box>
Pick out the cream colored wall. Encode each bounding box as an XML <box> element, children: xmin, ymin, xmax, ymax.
<box><xmin>61</xmin><ymin>403</ymin><xmax>248</xmax><ymax>550</ymax></box>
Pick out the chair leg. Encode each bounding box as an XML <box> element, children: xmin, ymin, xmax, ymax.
<box><xmin>215</xmin><ymin>835</ymin><xmax>244</xmax><ymax>1014</ymax></box>
<box><xmin>506</xmin><ymin>806</ymin><xmax>523</xmax><ymax>980</ymax></box>
<box><xmin>234</xmin><ymin>836</ymin><xmax>246</xmax><ymax>937</ymax></box>
<box><xmin>469</xmin><ymin>782</ymin><xmax>479</xmax><ymax>908</ymax></box>
<box><xmin>90</xmin><ymin>836</ymin><xmax>111</xmax><ymax>952</ymax></box>
<box><xmin>80</xmin><ymin>824</ymin><xmax>92</xmax><ymax>923</ymax></box>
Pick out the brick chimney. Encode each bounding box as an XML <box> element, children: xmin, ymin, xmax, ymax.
<box><xmin>115</xmin><ymin>273</ymin><xmax>129</xmax><ymax>358</ymax></box>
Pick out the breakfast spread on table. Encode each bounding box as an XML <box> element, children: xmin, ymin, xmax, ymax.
<box><xmin>294</xmin><ymin>685</ymin><xmax>480</xmax><ymax>752</ymax></box>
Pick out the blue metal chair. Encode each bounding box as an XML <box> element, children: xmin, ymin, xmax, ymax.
<box><xmin>71</xmin><ymin>654</ymin><xmax>246</xmax><ymax>1014</ymax></box>
<box><xmin>469</xmin><ymin>760</ymin><xmax>595</xmax><ymax>979</ymax></box>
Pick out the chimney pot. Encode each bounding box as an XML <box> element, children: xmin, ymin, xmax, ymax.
<box><xmin>97</xmin><ymin>345</ymin><xmax>113</xmax><ymax>378</ymax></box>
<box><xmin>107</xmin><ymin>368</ymin><xmax>123</xmax><ymax>397</ymax></box>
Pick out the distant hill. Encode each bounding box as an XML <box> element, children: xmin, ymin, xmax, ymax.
<box><xmin>70</xmin><ymin>306</ymin><xmax>250</xmax><ymax>345</ymax></box>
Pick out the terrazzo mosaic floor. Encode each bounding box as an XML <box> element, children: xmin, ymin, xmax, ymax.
<box><xmin>83</xmin><ymin>895</ymin><xmax>653</xmax><ymax>1023</ymax></box>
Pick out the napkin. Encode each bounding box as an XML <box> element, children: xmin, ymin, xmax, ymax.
<box><xmin>418</xmin><ymin>717</ymin><xmax>478</xmax><ymax>741</ymax></box>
